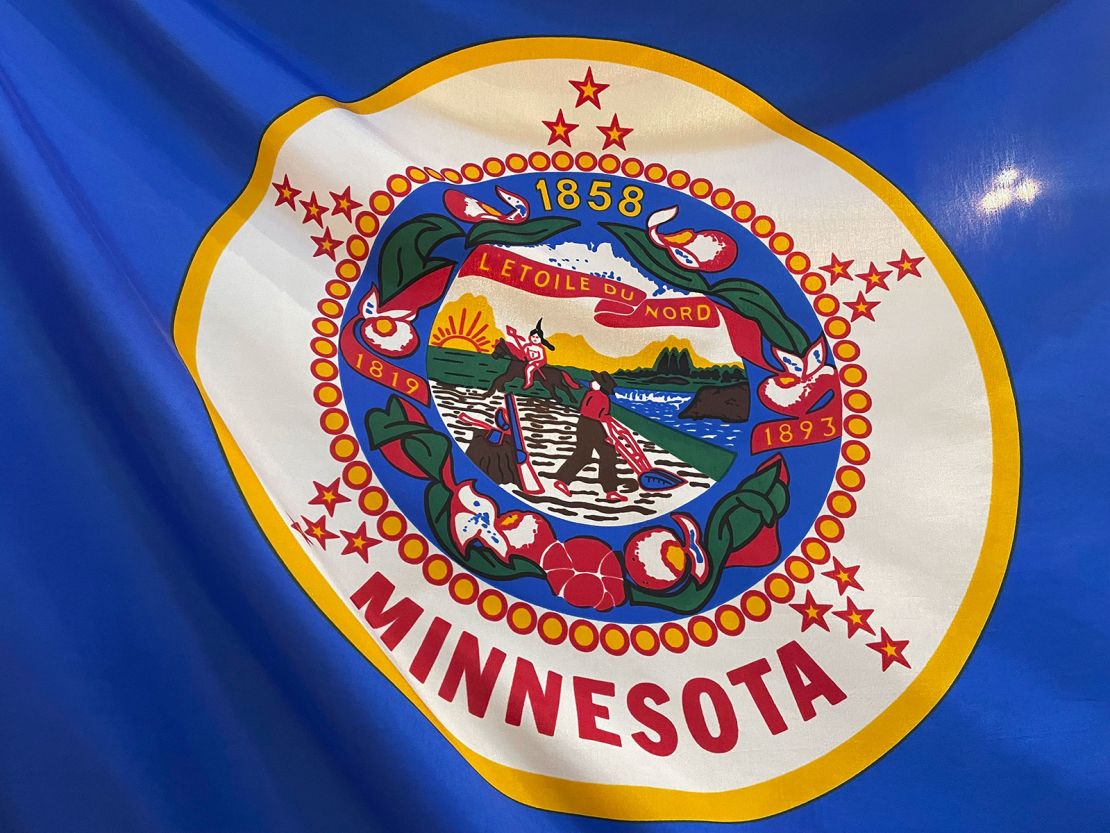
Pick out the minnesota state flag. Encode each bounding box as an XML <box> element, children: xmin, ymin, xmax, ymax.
<box><xmin>1</xmin><ymin>2</ymin><xmax>1107</xmax><ymax>831</ymax></box>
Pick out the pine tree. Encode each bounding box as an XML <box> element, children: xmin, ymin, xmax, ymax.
<box><xmin>677</xmin><ymin>348</ymin><xmax>693</xmax><ymax>375</ymax></box>
<box><xmin>655</xmin><ymin>347</ymin><xmax>672</xmax><ymax>374</ymax></box>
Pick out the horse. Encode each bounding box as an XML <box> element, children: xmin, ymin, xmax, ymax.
<box><xmin>486</xmin><ymin>339</ymin><xmax>580</xmax><ymax>403</ymax></box>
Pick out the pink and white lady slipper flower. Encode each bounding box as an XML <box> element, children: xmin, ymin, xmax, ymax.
<box><xmin>624</xmin><ymin>513</ymin><xmax>710</xmax><ymax>591</ymax></box>
<box><xmin>443</xmin><ymin>186</ymin><xmax>529</xmax><ymax>224</ymax></box>
<box><xmin>449</xmin><ymin>481</ymin><xmax>509</xmax><ymax>562</ymax></box>
<box><xmin>359</xmin><ymin>286</ymin><xmax>418</xmax><ymax>357</ymax></box>
<box><xmin>757</xmin><ymin>340</ymin><xmax>837</xmax><ymax>417</ymax></box>
<box><xmin>647</xmin><ymin>205</ymin><xmax>737</xmax><ymax>272</ymax></box>
<box><xmin>493</xmin><ymin>510</ymin><xmax>555</xmax><ymax>564</ymax></box>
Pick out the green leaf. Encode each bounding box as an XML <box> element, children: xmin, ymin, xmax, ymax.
<box><xmin>400</xmin><ymin>431</ymin><xmax>451</xmax><ymax>480</ymax></box>
<box><xmin>768</xmin><ymin>482</ymin><xmax>789</xmax><ymax>515</ymax></box>
<box><xmin>600</xmin><ymin>222</ymin><xmax>710</xmax><ymax>293</ymax></box>
<box><xmin>365</xmin><ymin>396</ymin><xmax>425</xmax><ymax>447</ymax></box>
<box><xmin>709</xmin><ymin>278</ymin><xmax>809</xmax><ymax>355</ymax></box>
<box><xmin>424</xmin><ymin>480</ymin><xmax>461</xmax><ymax>558</ymax></box>
<box><xmin>460</xmin><ymin>544</ymin><xmax>546</xmax><ymax>581</ymax></box>
<box><xmin>739</xmin><ymin>459</ymin><xmax>782</xmax><ymax>496</ymax></box>
<box><xmin>365</xmin><ymin>397</ymin><xmax>453</xmax><ymax>480</ymax></box>
<box><xmin>707</xmin><ymin>494</ymin><xmax>761</xmax><ymax>557</ymax></box>
<box><xmin>739</xmin><ymin>491</ymin><xmax>776</xmax><ymax>526</ymax></box>
<box><xmin>378</xmin><ymin>214</ymin><xmax>463</xmax><ymax>305</ymax></box>
<box><xmin>466</xmin><ymin>216</ymin><xmax>581</xmax><ymax>248</ymax></box>
<box><xmin>601</xmin><ymin>224</ymin><xmax>812</xmax><ymax>356</ymax></box>
<box><xmin>702</xmin><ymin>496</ymin><xmax>740</xmax><ymax>563</ymax></box>
<box><xmin>628</xmin><ymin>460</ymin><xmax>789</xmax><ymax>615</ymax></box>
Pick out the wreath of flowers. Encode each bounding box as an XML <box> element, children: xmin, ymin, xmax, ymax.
<box><xmin>343</xmin><ymin>177</ymin><xmax>828</xmax><ymax>616</ymax></box>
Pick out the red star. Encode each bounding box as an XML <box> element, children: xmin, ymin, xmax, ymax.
<box><xmin>597</xmin><ymin>114</ymin><xmax>633</xmax><ymax>151</ymax></box>
<box><xmin>300</xmin><ymin>514</ymin><xmax>339</xmax><ymax>550</ymax></box>
<box><xmin>542</xmin><ymin>109</ymin><xmax>579</xmax><ymax>147</ymax></box>
<box><xmin>822</xmin><ymin>556</ymin><xmax>863</xmax><ymax>595</ymax></box>
<box><xmin>819</xmin><ymin>253</ymin><xmax>855</xmax><ymax>285</ymax></box>
<box><xmin>856</xmin><ymin>261</ymin><xmax>893</xmax><ymax>293</ymax></box>
<box><xmin>845</xmin><ymin>291</ymin><xmax>880</xmax><ymax>322</ymax></box>
<box><xmin>290</xmin><ymin>517</ymin><xmax>313</xmax><ymax>545</ymax></box>
<box><xmin>308</xmin><ymin>478</ymin><xmax>350</xmax><ymax>517</ymax></box>
<box><xmin>300</xmin><ymin>192</ymin><xmax>325</xmax><ymax>227</ymax></box>
<box><xmin>340</xmin><ymin>521</ymin><xmax>382</xmax><ymax>563</ymax></box>
<box><xmin>311</xmin><ymin>227</ymin><xmax>341</xmax><ymax>260</ymax></box>
<box><xmin>889</xmin><ymin>249</ymin><xmax>925</xmax><ymax>280</ymax></box>
<box><xmin>833</xmin><ymin>597</ymin><xmax>875</xmax><ymax>638</ymax></box>
<box><xmin>789</xmin><ymin>590</ymin><xmax>833</xmax><ymax>632</ymax></box>
<box><xmin>569</xmin><ymin>67</ymin><xmax>609</xmax><ymax>109</ymax></box>
<box><xmin>867</xmin><ymin>628</ymin><xmax>911</xmax><ymax>671</ymax></box>
<box><xmin>330</xmin><ymin>186</ymin><xmax>363</xmax><ymax>222</ymax></box>
<box><xmin>272</xmin><ymin>174</ymin><xmax>301</xmax><ymax>210</ymax></box>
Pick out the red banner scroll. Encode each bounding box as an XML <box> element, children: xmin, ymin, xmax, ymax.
<box><xmin>339</xmin><ymin>318</ymin><xmax>430</xmax><ymax>406</ymax></box>
<box><xmin>457</xmin><ymin>245</ymin><xmax>771</xmax><ymax>369</ymax></box>
<box><xmin>749</xmin><ymin>400</ymin><xmax>842</xmax><ymax>453</ymax></box>
<box><xmin>459</xmin><ymin>245</ymin><xmax>647</xmax><ymax>305</ymax></box>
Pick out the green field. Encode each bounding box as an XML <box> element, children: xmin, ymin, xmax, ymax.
<box><xmin>427</xmin><ymin>346</ymin><xmax>735</xmax><ymax>480</ymax></box>
<box><xmin>427</xmin><ymin>346</ymin><xmax>517</xmax><ymax>388</ymax></box>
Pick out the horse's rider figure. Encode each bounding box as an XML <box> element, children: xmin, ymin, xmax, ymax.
<box><xmin>505</xmin><ymin>319</ymin><xmax>555</xmax><ymax>390</ymax></box>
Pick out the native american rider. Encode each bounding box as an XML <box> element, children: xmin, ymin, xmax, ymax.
<box><xmin>504</xmin><ymin>319</ymin><xmax>554</xmax><ymax>390</ymax></box>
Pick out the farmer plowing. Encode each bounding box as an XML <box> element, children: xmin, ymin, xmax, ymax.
<box><xmin>460</xmin><ymin>363</ymin><xmax>688</xmax><ymax>507</ymax></box>
<box><xmin>552</xmin><ymin>370</ymin><xmax>685</xmax><ymax>500</ymax></box>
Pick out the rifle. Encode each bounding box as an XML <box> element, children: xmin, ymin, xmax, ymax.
<box><xmin>506</xmin><ymin>394</ymin><xmax>544</xmax><ymax>495</ymax></box>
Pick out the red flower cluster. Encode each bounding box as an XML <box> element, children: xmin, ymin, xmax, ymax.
<box><xmin>539</xmin><ymin>537</ymin><xmax>626</xmax><ymax>612</ymax></box>
<box><xmin>492</xmin><ymin>509</ymin><xmax>626</xmax><ymax>611</ymax></box>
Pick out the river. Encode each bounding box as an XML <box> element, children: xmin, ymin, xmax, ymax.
<box><xmin>614</xmin><ymin>387</ymin><xmax>748</xmax><ymax>449</ymax></box>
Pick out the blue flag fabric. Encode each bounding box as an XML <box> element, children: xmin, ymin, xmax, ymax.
<box><xmin>1</xmin><ymin>2</ymin><xmax>1107</xmax><ymax>831</ymax></box>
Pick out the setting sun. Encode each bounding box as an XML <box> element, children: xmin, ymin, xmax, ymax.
<box><xmin>430</xmin><ymin>294</ymin><xmax>503</xmax><ymax>352</ymax></box>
